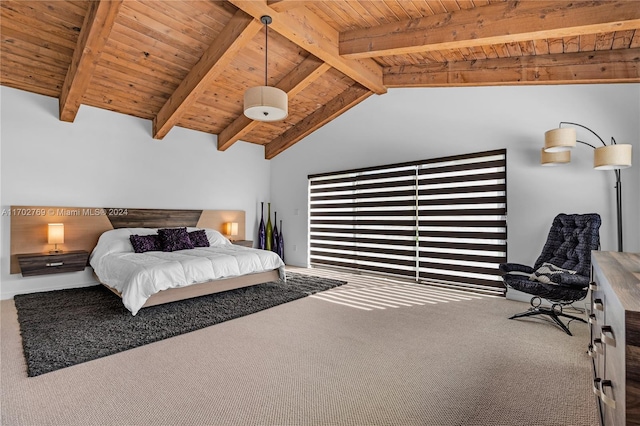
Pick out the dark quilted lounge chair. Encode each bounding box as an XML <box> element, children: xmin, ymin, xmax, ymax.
<box><xmin>500</xmin><ymin>213</ymin><xmax>601</xmax><ymax>335</ymax></box>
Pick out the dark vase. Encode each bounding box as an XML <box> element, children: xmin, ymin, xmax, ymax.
<box><xmin>258</xmin><ymin>202</ymin><xmax>266</xmax><ymax>250</ymax></box>
<box><xmin>277</xmin><ymin>219</ymin><xmax>284</xmax><ymax>261</ymax></box>
<box><xmin>273</xmin><ymin>212</ymin><xmax>279</xmax><ymax>253</ymax></box>
<box><xmin>266</xmin><ymin>203</ymin><xmax>273</xmax><ymax>251</ymax></box>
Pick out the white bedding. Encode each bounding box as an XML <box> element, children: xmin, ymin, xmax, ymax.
<box><xmin>90</xmin><ymin>228</ymin><xmax>285</xmax><ymax>315</ymax></box>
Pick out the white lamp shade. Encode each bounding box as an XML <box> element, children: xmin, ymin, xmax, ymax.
<box><xmin>244</xmin><ymin>86</ymin><xmax>288</xmax><ymax>122</ymax></box>
<box><xmin>544</xmin><ymin>128</ymin><xmax>576</xmax><ymax>152</ymax></box>
<box><xmin>541</xmin><ymin>148</ymin><xmax>570</xmax><ymax>166</ymax></box>
<box><xmin>225</xmin><ymin>222</ymin><xmax>238</xmax><ymax>237</ymax></box>
<box><xmin>48</xmin><ymin>223</ymin><xmax>64</xmax><ymax>244</ymax></box>
<box><xmin>594</xmin><ymin>144</ymin><xmax>633</xmax><ymax>170</ymax></box>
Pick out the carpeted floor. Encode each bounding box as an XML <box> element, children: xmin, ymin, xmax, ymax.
<box><xmin>13</xmin><ymin>272</ymin><xmax>346</xmax><ymax>376</ymax></box>
<box><xmin>1</xmin><ymin>268</ymin><xmax>599</xmax><ymax>425</ymax></box>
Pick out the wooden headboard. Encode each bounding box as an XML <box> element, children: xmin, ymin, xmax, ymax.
<box><xmin>10</xmin><ymin>206</ymin><xmax>246</xmax><ymax>274</ymax></box>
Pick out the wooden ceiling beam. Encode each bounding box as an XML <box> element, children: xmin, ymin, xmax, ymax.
<box><xmin>264</xmin><ymin>84</ymin><xmax>372</xmax><ymax>159</ymax></box>
<box><xmin>383</xmin><ymin>49</ymin><xmax>640</xmax><ymax>87</ymax></box>
<box><xmin>267</xmin><ymin>1</ymin><xmax>316</xmax><ymax>12</ymax></box>
<box><xmin>229</xmin><ymin>0</ymin><xmax>386</xmax><ymax>94</ymax></box>
<box><xmin>340</xmin><ymin>1</ymin><xmax>640</xmax><ymax>59</ymax></box>
<box><xmin>59</xmin><ymin>0</ymin><xmax>122</xmax><ymax>122</ymax></box>
<box><xmin>152</xmin><ymin>10</ymin><xmax>261</xmax><ymax>140</ymax></box>
<box><xmin>218</xmin><ymin>55</ymin><xmax>330</xmax><ymax>151</ymax></box>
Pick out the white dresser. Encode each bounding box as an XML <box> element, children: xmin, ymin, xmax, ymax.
<box><xmin>589</xmin><ymin>251</ymin><xmax>640</xmax><ymax>425</ymax></box>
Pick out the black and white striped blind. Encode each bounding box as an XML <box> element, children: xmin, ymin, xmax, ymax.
<box><xmin>308</xmin><ymin>149</ymin><xmax>506</xmax><ymax>290</ymax></box>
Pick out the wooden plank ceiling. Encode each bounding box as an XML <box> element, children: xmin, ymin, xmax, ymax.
<box><xmin>1</xmin><ymin>1</ymin><xmax>639</xmax><ymax>159</ymax></box>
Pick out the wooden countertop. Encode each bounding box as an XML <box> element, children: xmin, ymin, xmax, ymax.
<box><xmin>592</xmin><ymin>251</ymin><xmax>640</xmax><ymax>312</ymax></box>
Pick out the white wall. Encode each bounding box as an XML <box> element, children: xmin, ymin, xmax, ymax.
<box><xmin>270</xmin><ymin>84</ymin><xmax>640</xmax><ymax>271</ymax></box>
<box><xmin>0</xmin><ymin>86</ymin><xmax>271</xmax><ymax>299</ymax></box>
<box><xmin>2</xmin><ymin>84</ymin><xmax>639</xmax><ymax>299</ymax></box>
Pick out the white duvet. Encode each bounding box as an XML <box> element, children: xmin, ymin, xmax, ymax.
<box><xmin>90</xmin><ymin>228</ymin><xmax>285</xmax><ymax>315</ymax></box>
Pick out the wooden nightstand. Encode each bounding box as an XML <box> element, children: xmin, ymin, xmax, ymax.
<box><xmin>231</xmin><ymin>240</ymin><xmax>253</xmax><ymax>248</ymax></box>
<box><xmin>16</xmin><ymin>250</ymin><xmax>90</xmax><ymax>277</ymax></box>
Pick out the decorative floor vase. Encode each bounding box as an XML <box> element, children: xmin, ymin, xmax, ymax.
<box><xmin>277</xmin><ymin>220</ymin><xmax>284</xmax><ymax>261</ymax></box>
<box><xmin>258</xmin><ymin>202</ymin><xmax>266</xmax><ymax>250</ymax></box>
<box><xmin>273</xmin><ymin>212</ymin><xmax>279</xmax><ymax>253</ymax></box>
<box><xmin>265</xmin><ymin>203</ymin><xmax>272</xmax><ymax>251</ymax></box>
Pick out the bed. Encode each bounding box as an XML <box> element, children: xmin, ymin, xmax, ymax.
<box><xmin>91</xmin><ymin>227</ymin><xmax>285</xmax><ymax>315</ymax></box>
<box><xmin>10</xmin><ymin>206</ymin><xmax>285</xmax><ymax>315</ymax></box>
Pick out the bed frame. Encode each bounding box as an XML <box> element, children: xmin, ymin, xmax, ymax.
<box><xmin>10</xmin><ymin>205</ymin><xmax>281</xmax><ymax>309</ymax></box>
<box><xmin>101</xmin><ymin>270</ymin><xmax>280</xmax><ymax>309</ymax></box>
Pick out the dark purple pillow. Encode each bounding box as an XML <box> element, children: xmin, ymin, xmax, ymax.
<box><xmin>188</xmin><ymin>229</ymin><xmax>210</xmax><ymax>248</ymax></box>
<box><xmin>158</xmin><ymin>227</ymin><xmax>194</xmax><ymax>252</ymax></box>
<box><xmin>129</xmin><ymin>234</ymin><xmax>161</xmax><ymax>253</ymax></box>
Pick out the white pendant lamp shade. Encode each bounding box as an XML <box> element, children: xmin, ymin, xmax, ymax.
<box><xmin>594</xmin><ymin>144</ymin><xmax>633</xmax><ymax>170</ymax></box>
<box><xmin>540</xmin><ymin>148</ymin><xmax>570</xmax><ymax>166</ymax></box>
<box><xmin>544</xmin><ymin>128</ymin><xmax>576</xmax><ymax>152</ymax></box>
<box><xmin>243</xmin><ymin>85</ymin><xmax>288</xmax><ymax>122</ymax></box>
<box><xmin>243</xmin><ymin>15</ymin><xmax>288</xmax><ymax>122</ymax></box>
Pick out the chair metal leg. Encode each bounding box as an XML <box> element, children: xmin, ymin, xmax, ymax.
<box><xmin>556</xmin><ymin>311</ymin><xmax>587</xmax><ymax>323</ymax></box>
<box><xmin>548</xmin><ymin>311</ymin><xmax>573</xmax><ymax>336</ymax></box>
<box><xmin>509</xmin><ymin>299</ymin><xmax>585</xmax><ymax>336</ymax></box>
<box><xmin>509</xmin><ymin>308</ymin><xmax>545</xmax><ymax>320</ymax></box>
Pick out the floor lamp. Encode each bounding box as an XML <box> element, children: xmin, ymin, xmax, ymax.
<box><xmin>541</xmin><ymin>122</ymin><xmax>633</xmax><ymax>252</ymax></box>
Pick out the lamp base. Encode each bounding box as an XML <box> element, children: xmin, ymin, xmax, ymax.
<box><xmin>49</xmin><ymin>249</ymin><xmax>63</xmax><ymax>254</ymax></box>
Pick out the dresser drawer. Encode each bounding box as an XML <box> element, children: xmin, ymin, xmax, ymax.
<box><xmin>601</xmin><ymin>320</ymin><xmax>624</xmax><ymax>425</ymax></box>
<box><xmin>17</xmin><ymin>251</ymin><xmax>89</xmax><ymax>277</ymax></box>
<box><xmin>589</xmin><ymin>274</ymin><xmax>606</xmax><ymax>377</ymax></box>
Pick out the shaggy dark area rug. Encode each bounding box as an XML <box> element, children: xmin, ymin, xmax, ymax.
<box><xmin>14</xmin><ymin>272</ymin><xmax>346</xmax><ymax>377</ymax></box>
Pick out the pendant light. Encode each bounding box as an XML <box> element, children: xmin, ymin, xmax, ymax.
<box><xmin>243</xmin><ymin>16</ymin><xmax>288</xmax><ymax>122</ymax></box>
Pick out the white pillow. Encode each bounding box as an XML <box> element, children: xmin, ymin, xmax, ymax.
<box><xmin>90</xmin><ymin>228</ymin><xmax>158</xmax><ymax>269</ymax></box>
<box><xmin>187</xmin><ymin>227</ymin><xmax>232</xmax><ymax>246</ymax></box>
<box><xmin>529</xmin><ymin>262</ymin><xmax>577</xmax><ymax>284</ymax></box>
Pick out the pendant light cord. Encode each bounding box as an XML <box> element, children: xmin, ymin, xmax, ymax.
<box><xmin>263</xmin><ymin>17</ymin><xmax>269</xmax><ymax>86</ymax></box>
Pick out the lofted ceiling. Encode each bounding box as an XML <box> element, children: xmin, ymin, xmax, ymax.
<box><xmin>1</xmin><ymin>0</ymin><xmax>639</xmax><ymax>159</ymax></box>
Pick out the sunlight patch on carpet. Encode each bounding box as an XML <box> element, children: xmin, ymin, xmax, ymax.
<box><xmin>288</xmin><ymin>267</ymin><xmax>500</xmax><ymax>311</ymax></box>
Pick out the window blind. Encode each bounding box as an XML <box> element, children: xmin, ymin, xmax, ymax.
<box><xmin>416</xmin><ymin>151</ymin><xmax>506</xmax><ymax>289</ymax></box>
<box><xmin>308</xmin><ymin>149</ymin><xmax>506</xmax><ymax>291</ymax></box>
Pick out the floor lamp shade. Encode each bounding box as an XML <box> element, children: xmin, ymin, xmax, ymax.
<box><xmin>544</xmin><ymin>128</ymin><xmax>576</xmax><ymax>152</ymax></box>
<box><xmin>594</xmin><ymin>144</ymin><xmax>633</xmax><ymax>170</ymax></box>
<box><xmin>243</xmin><ymin>85</ymin><xmax>288</xmax><ymax>122</ymax></box>
<box><xmin>540</xmin><ymin>148</ymin><xmax>570</xmax><ymax>166</ymax></box>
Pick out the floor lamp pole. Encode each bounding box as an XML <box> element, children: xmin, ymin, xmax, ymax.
<box><xmin>556</xmin><ymin>122</ymin><xmax>630</xmax><ymax>253</ymax></box>
<box><xmin>615</xmin><ymin>169</ymin><xmax>623</xmax><ymax>252</ymax></box>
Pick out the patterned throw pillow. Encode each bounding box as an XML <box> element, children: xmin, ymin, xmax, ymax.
<box><xmin>158</xmin><ymin>227</ymin><xmax>194</xmax><ymax>252</ymax></box>
<box><xmin>188</xmin><ymin>229</ymin><xmax>210</xmax><ymax>248</ymax></box>
<box><xmin>529</xmin><ymin>262</ymin><xmax>577</xmax><ymax>284</ymax></box>
<box><xmin>129</xmin><ymin>234</ymin><xmax>162</xmax><ymax>253</ymax></box>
